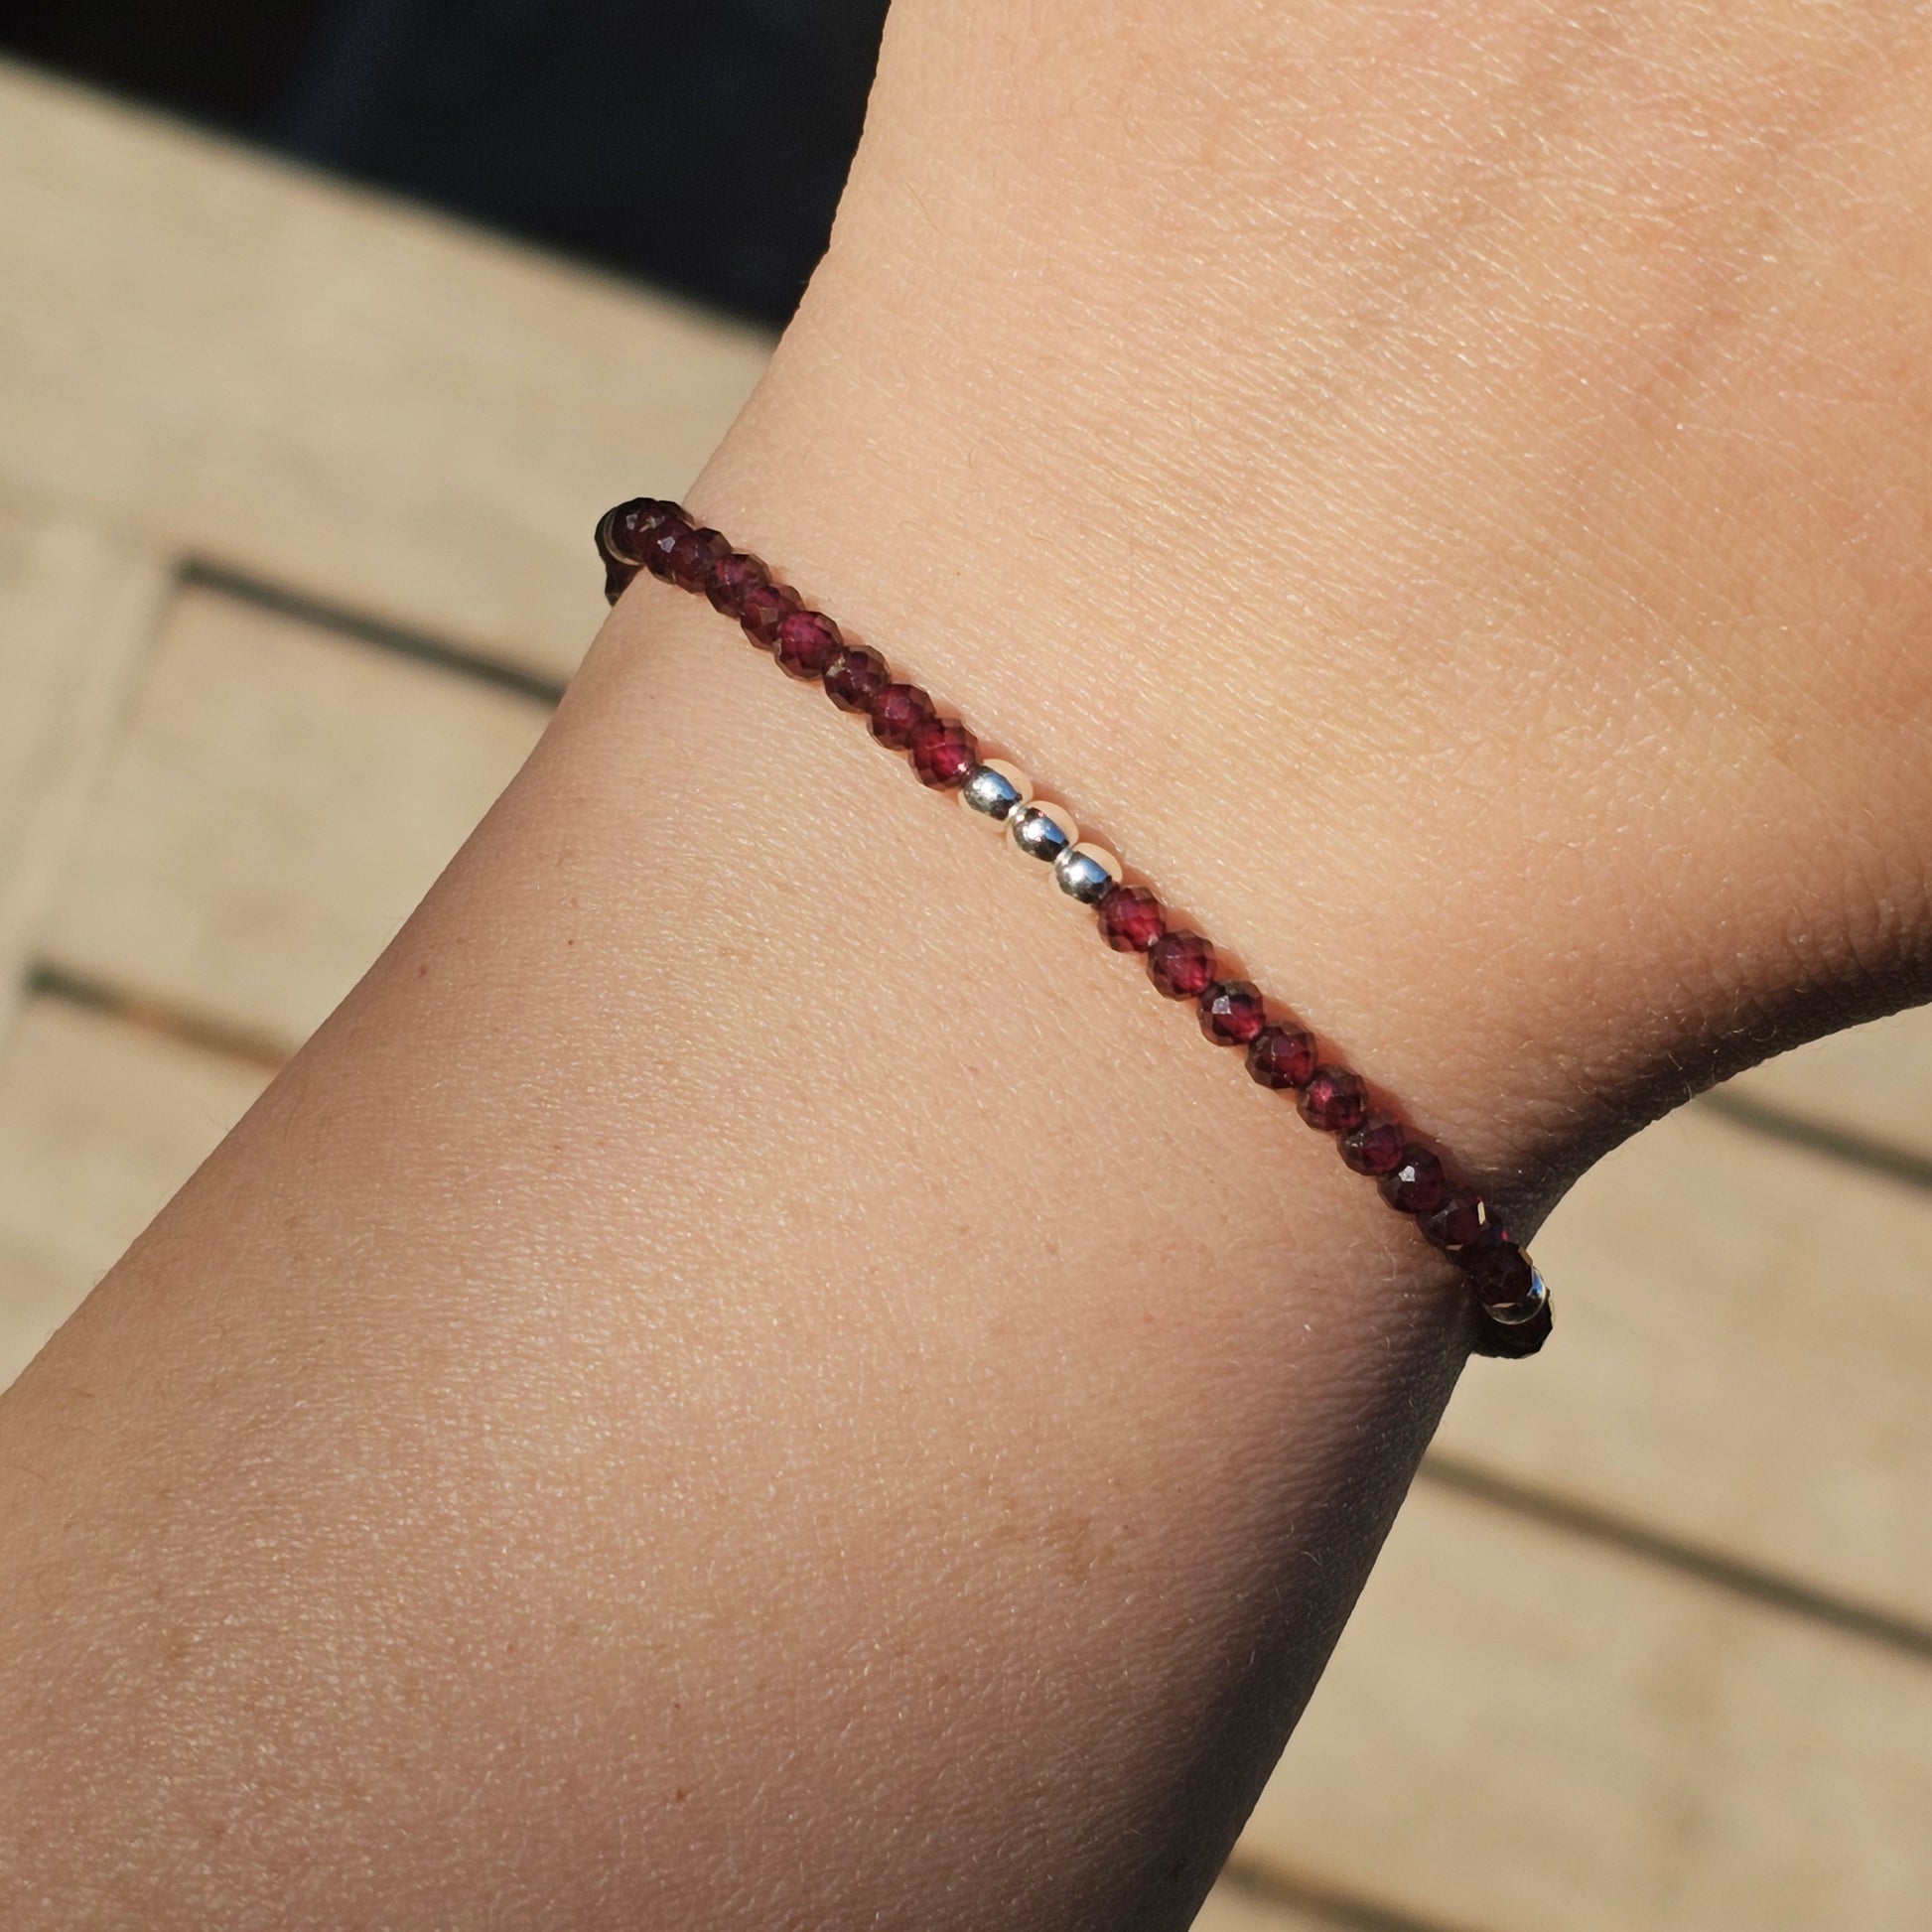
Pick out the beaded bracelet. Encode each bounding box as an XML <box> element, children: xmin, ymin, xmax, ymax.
<box><xmin>596</xmin><ymin>499</ymin><xmax>1551</xmax><ymax>1358</ymax></box>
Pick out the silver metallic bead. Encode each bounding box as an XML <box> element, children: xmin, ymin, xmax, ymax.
<box><xmin>960</xmin><ymin>759</ymin><xmax>1033</xmax><ymax>823</ymax></box>
<box><xmin>1009</xmin><ymin>801</ymin><xmax>1077</xmax><ymax>865</ymax></box>
<box><xmin>1485</xmin><ymin>1262</ymin><xmax>1551</xmax><ymax>1327</ymax></box>
<box><xmin>1053</xmin><ymin>840</ymin><xmax>1122</xmax><ymax>904</ymax></box>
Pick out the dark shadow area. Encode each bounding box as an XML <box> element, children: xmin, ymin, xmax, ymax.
<box><xmin>0</xmin><ymin>0</ymin><xmax>889</xmax><ymax>325</ymax></box>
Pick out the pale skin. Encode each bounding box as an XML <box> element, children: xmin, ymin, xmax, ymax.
<box><xmin>3</xmin><ymin>1</ymin><xmax>1931</xmax><ymax>1924</ymax></box>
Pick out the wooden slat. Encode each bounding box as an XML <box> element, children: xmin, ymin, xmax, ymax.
<box><xmin>42</xmin><ymin>581</ymin><xmax>550</xmax><ymax>1051</ymax></box>
<box><xmin>1437</xmin><ymin>1101</ymin><xmax>1932</xmax><ymax>1627</ymax></box>
<box><xmin>1240</xmin><ymin>1481</ymin><xmax>1932</xmax><ymax>1932</ymax></box>
<box><xmin>1722</xmin><ymin>1007</ymin><xmax>1932</xmax><ymax>1166</ymax></box>
<box><xmin>0</xmin><ymin>996</ymin><xmax>267</xmax><ymax>1390</ymax></box>
<box><xmin>0</xmin><ymin>514</ymin><xmax>166</xmax><ymax>1036</ymax></box>
<box><xmin>0</xmin><ymin>61</ymin><xmax>767</xmax><ymax>680</ymax></box>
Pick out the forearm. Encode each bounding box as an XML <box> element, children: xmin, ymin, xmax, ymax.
<box><xmin>5</xmin><ymin>0</ymin><xmax>1931</xmax><ymax>1925</ymax></box>
<box><xmin>0</xmin><ymin>576</ymin><xmax>1472</xmax><ymax>1927</ymax></box>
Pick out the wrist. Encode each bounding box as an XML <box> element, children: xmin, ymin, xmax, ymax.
<box><xmin>675</xmin><ymin>284</ymin><xmax>1612</xmax><ymax>1224</ymax></box>
<box><xmin>669</xmin><ymin>0</ymin><xmax>1932</xmax><ymax>1213</ymax></box>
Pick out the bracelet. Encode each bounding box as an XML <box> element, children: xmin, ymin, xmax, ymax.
<box><xmin>596</xmin><ymin>499</ymin><xmax>1551</xmax><ymax>1358</ymax></box>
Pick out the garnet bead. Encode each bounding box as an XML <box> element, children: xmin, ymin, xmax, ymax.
<box><xmin>669</xmin><ymin>526</ymin><xmax>731</xmax><ymax>592</ymax></box>
<box><xmin>775</xmin><ymin>610</ymin><xmax>845</xmax><ymax>679</ymax></box>
<box><xmin>1420</xmin><ymin>1189</ymin><xmax>1486</xmax><ymax>1250</ymax></box>
<box><xmin>1299</xmin><ymin>1066</ymin><xmax>1367</xmax><ymax>1134</ymax></box>
<box><xmin>599</xmin><ymin>497</ymin><xmax>682</xmax><ymax>566</ymax></box>
<box><xmin>1459</xmin><ymin>1231</ymin><xmax>1536</xmax><ymax>1312</ymax></box>
<box><xmin>1379</xmin><ymin>1145</ymin><xmax>1449</xmax><ymax>1214</ymax></box>
<box><xmin>824</xmin><ymin>645</ymin><xmax>892</xmax><ymax>713</ymax></box>
<box><xmin>705</xmin><ymin>551</ymin><xmax>769</xmax><ymax>619</ymax></box>
<box><xmin>1147</xmin><ymin>930</ymin><xmax>1215</xmax><ymax>1000</ymax></box>
<box><xmin>1198</xmin><ymin>980</ymin><xmax>1266</xmax><ymax>1045</ymax></box>
<box><xmin>1245</xmin><ymin>1024</ymin><xmax>1315</xmax><ymax>1089</ymax></box>
<box><xmin>909</xmin><ymin>719</ymin><xmax>979</xmax><ymax>788</ymax></box>
<box><xmin>1339</xmin><ymin>1117</ymin><xmax>1408</xmax><ymax>1176</ymax></box>
<box><xmin>1097</xmin><ymin>885</ymin><xmax>1165</xmax><ymax>953</ymax></box>
<box><xmin>639</xmin><ymin>511</ymin><xmax>693</xmax><ymax>579</ymax></box>
<box><xmin>740</xmin><ymin>581</ymin><xmax>803</xmax><ymax>648</ymax></box>
<box><xmin>870</xmin><ymin>683</ymin><xmax>936</xmax><ymax>749</ymax></box>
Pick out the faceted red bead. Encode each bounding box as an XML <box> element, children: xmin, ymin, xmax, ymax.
<box><xmin>1246</xmin><ymin>1024</ymin><xmax>1315</xmax><ymax>1089</ymax></box>
<box><xmin>706</xmin><ymin>551</ymin><xmax>769</xmax><ymax>619</ymax></box>
<box><xmin>1339</xmin><ymin>1117</ymin><xmax>1407</xmax><ymax>1175</ymax></box>
<box><xmin>599</xmin><ymin>498</ymin><xmax>683</xmax><ymax>566</ymax></box>
<box><xmin>1198</xmin><ymin>980</ymin><xmax>1266</xmax><ymax>1045</ymax></box>
<box><xmin>669</xmin><ymin>526</ymin><xmax>731</xmax><ymax>592</ymax></box>
<box><xmin>869</xmin><ymin>682</ymin><xmax>936</xmax><ymax>749</ymax></box>
<box><xmin>775</xmin><ymin>610</ymin><xmax>844</xmax><ymax>679</ymax></box>
<box><xmin>639</xmin><ymin>510</ymin><xmax>693</xmax><ymax>579</ymax></box>
<box><xmin>1458</xmin><ymin>1231</ymin><xmax>1536</xmax><ymax>1311</ymax></box>
<box><xmin>824</xmin><ymin>646</ymin><xmax>892</xmax><ymax>713</ymax></box>
<box><xmin>1147</xmin><ymin>930</ymin><xmax>1215</xmax><ymax>1001</ymax></box>
<box><xmin>1097</xmin><ymin>885</ymin><xmax>1165</xmax><ymax>953</ymax></box>
<box><xmin>740</xmin><ymin>582</ymin><xmax>803</xmax><ymax>648</ymax></box>
<box><xmin>1420</xmin><ymin>1189</ymin><xmax>1486</xmax><ymax>1251</ymax></box>
<box><xmin>1299</xmin><ymin>1065</ymin><xmax>1367</xmax><ymax>1134</ymax></box>
<box><xmin>909</xmin><ymin>719</ymin><xmax>979</xmax><ymax>788</ymax></box>
<box><xmin>1379</xmin><ymin>1145</ymin><xmax>1449</xmax><ymax>1214</ymax></box>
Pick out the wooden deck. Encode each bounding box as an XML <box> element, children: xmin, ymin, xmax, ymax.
<box><xmin>3</xmin><ymin>61</ymin><xmax>1930</xmax><ymax>1930</ymax></box>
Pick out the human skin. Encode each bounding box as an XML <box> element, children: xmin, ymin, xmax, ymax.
<box><xmin>3</xmin><ymin>1</ymin><xmax>1930</xmax><ymax>1925</ymax></box>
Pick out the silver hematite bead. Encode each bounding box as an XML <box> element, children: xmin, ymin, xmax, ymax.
<box><xmin>1053</xmin><ymin>841</ymin><xmax>1123</xmax><ymax>904</ymax></box>
<box><xmin>1487</xmin><ymin>1262</ymin><xmax>1551</xmax><ymax>1326</ymax></box>
<box><xmin>960</xmin><ymin>759</ymin><xmax>1033</xmax><ymax>823</ymax></box>
<box><xmin>1009</xmin><ymin>801</ymin><xmax>1077</xmax><ymax>865</ymax></box>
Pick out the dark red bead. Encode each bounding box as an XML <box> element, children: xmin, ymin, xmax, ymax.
<box><xmin>869</xmin><ymin>682</ymin><xmax>936</xmax><ymax>749</ymax></box>
<box><xmin>598</xmin><ymin>498</ymin><xmax>683</xmax><ymax>566</ymax></box>
<box><xmin>1299</xmin><ymin>1065</ymin><xmax>1367</xmax><ymax>1134</ymax></box>
<box><xmin>824</xmin><ymin>646</ymin><xmax>892</xmax><ymax>713</ymax></box>
<box><xmin>1379</xmin><ymin>1145</ymin><xmax>1449</xmax><ymax>1214</ymax></box>
<box><xmin>1420</xmin><ymin>1189</ymin><xmax>1486</xmax><ymax>1251</ymax></box>
<box><xmin>706</xmin><ymin>551</ymin><xmax>769</xmax><ymax>619</ymax></box>
<box><xmin>1458</xmin><ymin>1231</ymin><xmax>1536</xmax><ymax>1312</ymax></box>
<box><xmin>1246</xmin><ymin>1024</ymin><xmax>1315</xmax><ymax>1089</ymax></box>
<box><xmin>1198</xmin><ymin>980</ymin><xmax>1266</xmax><ymax>1045</ymax></box>
<box><xmin>740</xmin><ymin>581</ymin><xmax>803</xmax><ymax>648</ymax></box>
<box><xmin>774</xmin><ymin>610</ymin><xmax>844</xmax><ymax>679</ymax></box>
<box><xmin>909</xmin><ymin>719</ymin><xmax>979</xmax><ymax>788</ymax></box>
<box><xmin>1339</xmin><ymin>1117</ymin><xmax>1407</xmax><ymax>1175</ymax></box>
<box><xmin>669</xmin><ymin>525</ymin><xmax>730</xmax><ymax>592</ymax></box>
<box><xmin>1147</xmin><ymin>930</ymin><xmax>1215</xmax><ymax>1000</ymax></box>
<box><xmin>639</xmin><ymin>511</ymin><xmax>693</xmax><ymax>579</ymax></box>
<box><xmin>1097</xmin><ymin>885</ymin><xmax>1165</xmax><ymax>952</ymax></box>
